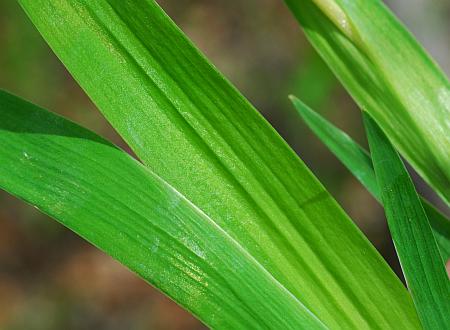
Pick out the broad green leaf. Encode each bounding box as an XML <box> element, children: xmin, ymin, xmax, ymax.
<box><xmin>289</xmin><ymin>96</ymin><xmax>450</xmax><ymax>261</ymax></box>
<box><xmin>284</xmin><ymin>0</ymin><xmax>450</xmax><ymax>205</ymax></box>
<box><xmin>363</xmin><ymin>112</ymin><xmax>450</xmax><ymax>330</ymax></box>
<box><xmin>0</xmin><ymin>89</ymin><xmax>328</xmax><ymax>329</ymax></box>
<box><xmin>18</xmin><ymin>1</ymin><xmax>420</xmax><ymax>328</ymax></box>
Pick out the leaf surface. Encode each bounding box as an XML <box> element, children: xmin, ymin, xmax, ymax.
<box><xmin>290</xmin><ymin>96</ymin><xmax>450</xmax><ymax>261</ymax></box>
<box><xmin>363</xmin><ymin>112</ymin><xmax>450</xmax><ymax>330</ymax></box>
<box><xmin>0</xmin><ymin>90</ymin><xmax>328</xmax><ymax>329</ymax></box>
<box><xmin>18</xmin><ymin>1</ymin><xmax>420</xmax><ymax>328</ymax></box>
<box><xmin>285</xmin><ymin>0</ymin><xmax>450</xmax><ymax>205</ymax></box>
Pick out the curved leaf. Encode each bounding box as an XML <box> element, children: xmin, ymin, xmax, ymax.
<box><xmin>289</xmin><ymin>96</ymin><xmax>450</xmax><ymax>261</ymax></box>
<box><xmin>285</xmin><ymin>0</ymin><xmax>450</xmax><ymax>205</ymax></box>
<box><xmin>18</xmin><ymin>1</ymin><xmax>420</xmax><ymax>328</ymax></box>
<box><xmin>0</xmin><ymin>90</ymin><xmax>327</xmax><ymax>329</ymax></box>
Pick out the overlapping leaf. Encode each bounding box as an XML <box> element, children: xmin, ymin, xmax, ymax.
<box><xmin>290</xmin><ymin>96</ymin><xmax>450</xmax><ymax>261</ymax></box>
<box><xmin>17</xmin><ymin>0</ymin><xmax>420</xmax><ymax>328</ymax></box>
<box><xmin>0</xmin><ymin>90</ymin><xmax>327</xmax><ymax>329</ymax></box>
<box><xmin>285</xmin><ymin>0</ymin><xmax>450</xmax><ymax>205</ymax></box>
<box><xmin>364</xmin><ymin>112</ymin><xmax>450</xmax><ymax>330</ymax></box>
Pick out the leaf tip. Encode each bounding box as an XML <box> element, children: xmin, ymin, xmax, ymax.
<box><xmin>288</xmin><ymin>94</ymin><xmax>310</xmax><ymax>116</ymax></box>
<box><xmin>288</xmin><ymin>94</ymin><xmax>297</xmax><ymax>102</ymax></box>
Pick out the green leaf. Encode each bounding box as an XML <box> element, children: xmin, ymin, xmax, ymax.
<box><xmin>284</xmin><ymin>0</ymin><xmax>450</xmax><ymax>205</ymax></box>
<box><xmin>289</xmin><ymin>95</ymin><xmax>450</xmax><ymax>261</ymax></box>
<box><xmin>0</xmin><ymin>89</ymin><xmax>328</xmax><ymax>329</ymax></box>
<box><xmin>17</xmin><ymin>1</ymin><xmax>420</xmax><ymax>328</ymax></box>
<box><xmin>363</xmin><ymin>112</ymin><xmax>450</xmax><ymax>330</ymax></box>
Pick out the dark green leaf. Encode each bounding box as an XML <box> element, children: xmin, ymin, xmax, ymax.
<box><xmin>363</xmin><ymin>112</ymin><xmax>450</xmax><ymax>330</ymax></box>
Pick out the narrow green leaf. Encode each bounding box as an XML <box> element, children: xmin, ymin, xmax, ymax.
<box><xmin>427</xmin><ymin>206</ymin><xmax>450</xmax><ymax>264</ymax></box>
<box><xmin>0</xmin><ymin>89</ymin><xmax>328</xmax><ymax>329</ymax></box>
<box><xmin>18</xmin><ymin>1</ymin><xmax>421</xmax><ymax>328</ymax></box>
<box><xmin>363</xmin><ymin>112</ymin><xmax>450</xmax><ymax>330</ymax></box>
<box><xmin>289</xmin><ymin>95</ymin><xmax>450</xmax><ymax>261</ymax></box>
<box><xmin>285</xmin><ymin>0</ymin><xmax>450</xmax><ymax>205</ymax></box>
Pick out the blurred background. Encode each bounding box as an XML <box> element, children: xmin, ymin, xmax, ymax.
<box><xmin>0</xmin><ymin>0</ymin><xmax>449</xmax><ymax>329</ymax></box>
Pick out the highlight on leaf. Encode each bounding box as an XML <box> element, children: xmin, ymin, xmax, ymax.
<box><xmin>0</xmin><ymin>89</ymin><xmax>327</xmax><ymax>329</ymax></box>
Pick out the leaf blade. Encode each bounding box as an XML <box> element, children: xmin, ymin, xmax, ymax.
<box><xmin>363</xmin><ymin>112</ymin><xmax>450</xmax><ymax>329</ymax></box>
<box><xmin>18</xmin><ymin>1</ymin><xmax>420</xmax><ymax>327</ymax></box>
<box><xmin>284</xmin><ymin>0</ymin><xmax>450</xmax><ymax>205</ymax></box>
<box><xmin>0</xmin><ymin>89</ymin><xmax>328</xmax><ymax>329</ymax></box>
<box><xmin>289</xmin><ymin>95</ymin><xmax>450</xmax><ymax>261</ymax></box>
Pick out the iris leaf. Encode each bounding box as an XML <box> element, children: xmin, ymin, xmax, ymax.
<box><xmin>16</xmin><ymin>0</ymin><xmax>420</xmax><ymax>328</ymax></box>
<box><xmin>285</xmin><ymin>0</ymin><xmax>450</xmax><ymax>205</ymax></box>
<box><xmin>289</xmin><ymin>95</ymin><xmax>450</xmax><ymax>261</ymax></box>
<box><xmin>363</xmin><ymin>112</ymin><xmax>450</xmax><ymax>330</ymax></box>
<box><xmin>0</xmin><ymin>89</ymin><xmax>328</xmax><ymax>329</ymax></box>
